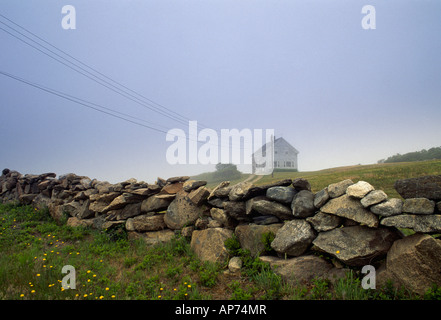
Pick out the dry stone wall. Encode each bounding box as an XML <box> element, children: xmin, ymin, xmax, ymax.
<box><xmin>1</xmin><ymin>168</ymin><xmax>441</xmax><ymax>295</ymax></box>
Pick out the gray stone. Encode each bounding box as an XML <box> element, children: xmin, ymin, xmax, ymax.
<box><xmin>386</xmin><ymin>233</ymin><xmax>441</xmax><ymax>296</ymax></box>
<box><xmin>380</xmin><ymin>214</ymin><xmax>441</xmax><ymax>233</ymax></box>
<box><xmin>224</xmin><ymin>201</ymin><xmax>247</xmax><ymax>221</ymax></box>
<box><xmin>360</xmin><ymin>190</ymin><xmax>388</xmax><ymax>208</ymax></box>
<box><xmin>271</xmin><ymin>220</ymin><xmax>316</xmax><ymax>257</ymax></box>
<box><xmin>292</xmin><ymin>178</ymin><xmax>311</xmax><ymax>192</ymax></box>
<box><xmin>266</xmin><ymin>186</ymin><xmax>296</xmax><ymax>204</ymax></box>
<box><xmin>208</xmin><ymin>181</ymin><xmax>230</xmax><ymax>200</ymax></box>
<box><xmin>402</xmin><ymin>198</ymin><xmax>435</xmax><ymax>215</ymax></box>
<box><xmin>370</xmin><ymin>198</ymin><xmax>403</xmax><ymax>217</ymax></box>
<box><xmin>320</xmin><ymin>194</ymin><xmax>379</xmax><ymax>227</ymax></box>
<box><xmin>164</xmin><ymin>190</ymin><xmax>204</xmax><ymax>229</ymax></box>
<box><xmin>394</xmin><ymin>175</ymin><xmax>441</xmax><ymax>201</ymax></box>
<box><xmin>126</xmin><ymin>214</ymin><xmax>167</xmax><ymax>232</ymax></box>
<box><xmin>312</xmin><ymin>225</ymin><xmax>401</xmax><ymax>267</ymax></box>
<box><xmin>306</xmin><ymin>211</ymin><xmax>342</xmax><ymax>232</ymax></box>
<box><xmin>102</xmin><ymin>193</ymin><xmax>144</xmax><ymax>212</ymax></box>
<box><xmin>141</xmin><ymin>194</ymin><xmax>173</xmax><ymax>213</ymax></box>
<box><xmin>190</xmin><ymin>228</ymin><xmax>233</xmax><ymax>263</ymax></box>
<box><xmin>252</xmin><ymin>215</ymin><xmax>280</xmax><ymax>225</ymax></box>
<box><xmin>291</xmin><ymin>190</ymin><xmax>316</xmax><ymax>218</ymax></box>
<box><xmin>250</xmin><ymin>198</ymin><xmax>293</xmax><ymax>220</ymax></box>
<box><xmin>183</xmin><ymin>180</ymin><xmax>207</xmax><ymax>192</ymax></box>
<box><xmin>313</xmin><ymin>188</ymin><xmax>329</xmax><ymax>209</ymax></box>
<box><xmin>166</xmin><ymin>176</ymin><xmax>190</xmax><ymax>184</ymax></box>
<box><xmin>116</xmin><ymin>202</ymin><xmax>142</xmax><ymax>220</ymax></box>
<box><xmin>346</xmin><ymin>181</ymin><xmax>375</xmax><ymax>199</ymax></box>
<box><xmin>235</xmin><ymin>223</ymin><xmax>283</xmax><ymax>257</ymax></box>
<box><xmin>229</xmin><ymin>182</ymin><xmax>254</xmax><ymax>201</ymax></box>
<box><xmin>210</xmin><ymin>208</ymin><xmax>234</xmax><ymax>228</ymax></box>
<box><xmin>188</xmin><ymin>186</ymin><xmax>210</xmax><ymax>206</ymax></box>
<box><xmin>327</xmin><ymin>179</ymin><xmax>354</xmax><ymax>198</ymax></box>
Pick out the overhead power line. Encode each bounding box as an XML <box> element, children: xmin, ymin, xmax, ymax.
<box><xmin>0</xmin><ymin>70</ymin><xmax>169</xmax><ymax>134</ymax></box>
<box><xmin>0</xmin><ymin>13</ymin><xmax>210</xmax><ymax>130</ymax></box>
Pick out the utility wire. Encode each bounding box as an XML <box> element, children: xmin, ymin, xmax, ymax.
<box><xmin>0</xmin><ymin>15</ymin><xmax>200</xmax><ymax>129</ymax></box>
<box><xmin>0</xmin><ymin>70</ymin><xmax>168</xmax><ymax>134</ymax></box>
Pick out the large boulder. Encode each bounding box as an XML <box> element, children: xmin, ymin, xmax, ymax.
<box><xmin>380</xmin><ymin>214</ymin><xmax>441</xmax><ymax>233</ymax></box>
<box><xmin>386</xmin><ymin>233</ymin><xmax>441</xmax><ymax>296</ymax></box>
<box><xmin>320</xmin><ymin>194</ymin><xmax>379</xmax><ymax>228</ymax></box>
<box><xmin>190</xmin><ymin>228</ymin><xmax>233</xmax><ymax>263</ymax></box>
<box><xmin>164</xmin><ymin>191</ymin><xmax>204</xmax><ymax>229</ymax></box>
<box><xmin>235</xmin><ymin>223</ymin><xmax>283</xmax><ymax>257</ymax></box>
<box><xmin>394</xmin><ymin>175</ymin><xmax>441</xmax><ymax>201</ymax></box>
<box><xmin>271</xmin><ymin>220</ymin><xmax>316</xmax><ymax>257</ymax></box>
<box><xmin>312</xmin><ymin>225</ymin><xmax>401</xmax><ymax>266</ymax></box>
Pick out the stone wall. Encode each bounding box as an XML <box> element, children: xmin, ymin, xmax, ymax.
<box><xmin>1</xmin><ymin>168</ymin><xmax>441</xmax><ymax>296</ymax></box>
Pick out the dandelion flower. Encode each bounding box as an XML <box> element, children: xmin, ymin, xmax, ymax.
<box><xmin>36</xmin><ymin>274</ymin><xmax>40</xmax><ymax>277</ymax></box>
<box><xmin>105</xmin><ymin>287</ymin><xmax>109</xmax><ymax>291</ymax></box>
<box><xmin>31</xmin><ymin>290</ymin><xmax>35</xmax><ymax>293</ymax></box>
<box><xmin>20</xmin><ymin>294</ymin><xmax>24</xmax><ymax>297</ymax></box>
<box><xmin>111</xmin><ymin>295</ymin><xmax>115</xmax><ymax>298</ymax></box>
<box><xmin>158</xmin><ymin>295</ymin><xmax>161</xmax><ymax>298</ymax></box>
<box><xmin>93</xmin><ymin>274</ymin><xmax>96</xmax><ymax>278</ymax></box>
<box><xmin>336</xmin><ymin>250</ymin><xmax>340</xmax><ymax>254</ymax></box>
<box><xmin>160</xmin><ymin>288</ymin><xmax>163</xmax><ymax>291</ymax></box>
<box><xmin>87</xmin><ymin>270</ymin><xmax>91</xmax><ymax>274</ymax></box>
<box><xmin>84</xmin><ymin>294</ymin><xmax>88</xmax><ymax>298</ymax></box>
<box><xmin>188</xmin><ymin>285</ymin><xmax>191</xmax><ymax>288</ymax></box>
<box><xmin>99</xmin><ymin>296</ymin><xmax>104</xmax><ymax>300</ymax></box>
<box><xmin>87</xmin><ymin>279</ymin><xmax>91</xmax><ymax>283</ymax></box>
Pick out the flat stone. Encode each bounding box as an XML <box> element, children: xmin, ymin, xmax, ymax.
<box><xmin>306</xmin><ymin>211</ymin><xmax>342</xmax><ymax>232</ymax></box>
<box><xmin>360</xmin><ymin>190</ymin><xmax>388</xmax><ymax>208</ymax></box>
<box><xmin>327</xmin><ymin>179</ymin><xmax>354</xmax><ymax>198</ymax></box>
<box><xmin>402</xmin><ymin>198</ymin><xmax>435</xmax><ymax>215</ymax></box>
<box><xmin>128</xmin><ymin>230</ymin><xmax>175</xmax><ymax>246</ymax></box>
<box><xmin>126</xmin><ymin>214</ymin><xmax>167</xmax><ymax>232</ymax></box>
<box><xmin>380</xmin><ymin>214</ymin><xmax>441</xmax><ymax>233</ymax></box>
<box><xmin>346</xmin><ymin>181</ymin><xmax>375</xmax><ymax>199</ymax></box>
<box><xmin>370</xmin><ymin>198</ymin><xmax>403</xmax><ymax>217</ymax></box>
<box><xmin>320</xmin><ymin>194</ymin><xmax>379</xmax><ymax>227</ymax></box>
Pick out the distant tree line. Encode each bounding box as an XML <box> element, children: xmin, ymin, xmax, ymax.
<box><xmin>213</xmin><ymin>163</ymin><xmax>242</xmax><ymax>181</ymax></box>
<box><xmin>378</xmin><ymin>147</ymin><xmax>441</xmax><ymax>164</ymax></box>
